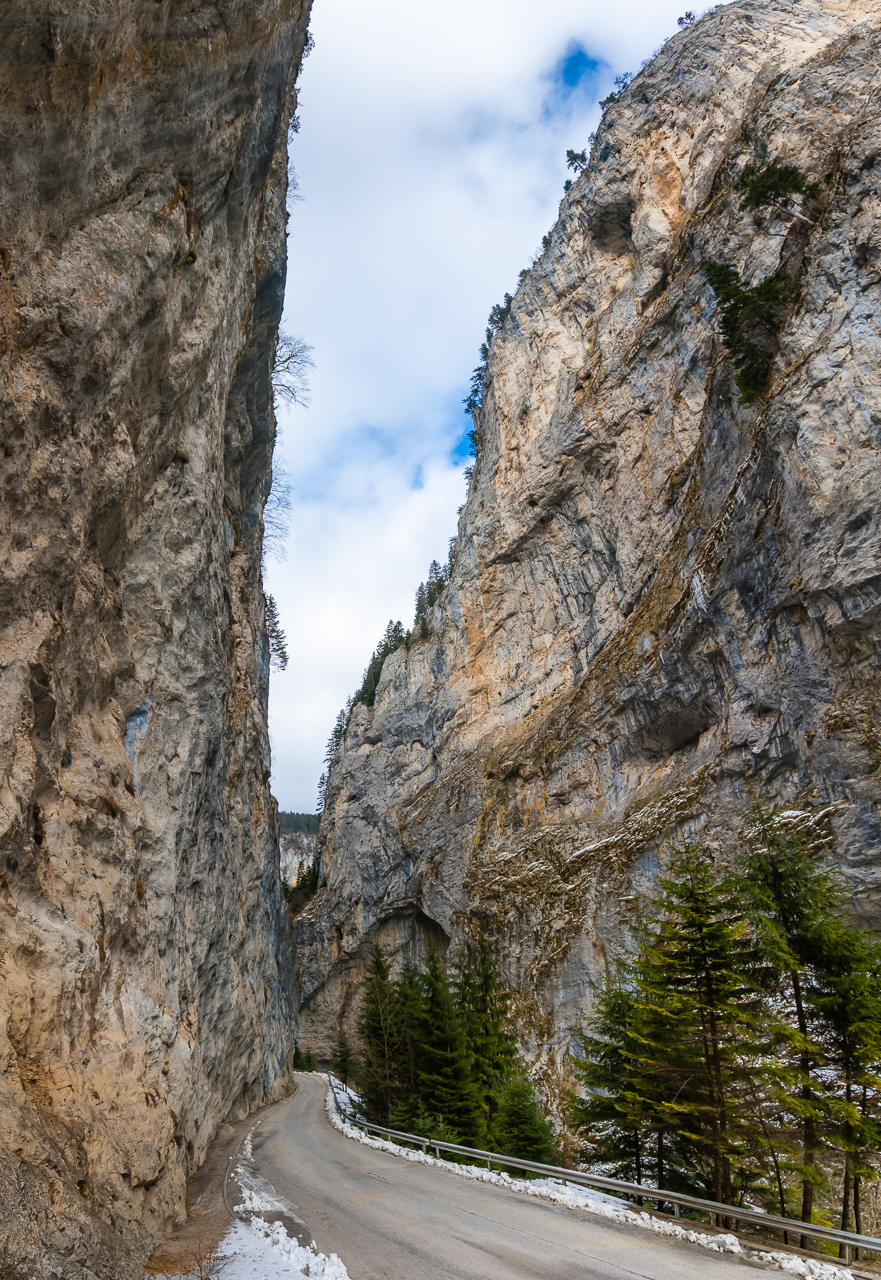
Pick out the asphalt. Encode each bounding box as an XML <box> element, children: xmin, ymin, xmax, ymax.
<box><xmin>248</xmin><ymin>1073</ymin><xmax>779</xmax><ymax>1280</ymax></box>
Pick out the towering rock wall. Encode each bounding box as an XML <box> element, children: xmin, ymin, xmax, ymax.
<box><xmin>0</xmin><ymin>3</ymin><xmax>310</xmax><ymax>1275</ymax></box>
<box><xmin>298</xmin><ymin>0</ymin><xmax>881</xmax><ymax>1107</ymax></box>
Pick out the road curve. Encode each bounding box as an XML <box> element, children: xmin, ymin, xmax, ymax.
<box><xmin>247</xmin><ymin>1074</ymin><xmax>776</xmax><ymax>1280</ymax></box>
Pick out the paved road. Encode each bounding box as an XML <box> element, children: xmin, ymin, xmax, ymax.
<box><xmin>246</xmin><ymin>1074</ymin><xmax>776</xmax><ymax>1280</ymax></box>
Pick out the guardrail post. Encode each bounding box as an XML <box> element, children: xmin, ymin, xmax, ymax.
<box><xmin>422</xmin><ymin>1140</ymin><xmax>428</xmax><ymax>1154</ymax></box>
<box><xmin>486</xmin><ymin>1156</ymin><xmax>491</xmax><ymax>1169</ymax></box>
<box><xmin>673</xmin><ymin>1203</ymin><xmax>680</xmax><ymax>1218</ymax></box>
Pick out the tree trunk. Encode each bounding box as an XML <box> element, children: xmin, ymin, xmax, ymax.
<box><xmin>791</xmin><ymin>968</ymin><xmax>815</xmax><ymax>1250</ymax></box>
<box><xmin>839</xmin><ymin>1153</ymin><xmax>851</xmax><ymax>1260</ymax></box>
<box><xmin>775</xmin><ymin>1156</ymin><xmax>789</xmax><ymax>1245</ymax></box>
<box><xmin>657</xmin><ymin>1129</ymin><xmax>664</xmax><ymax>1209</ymax></box>
<box><xmin>854</xmin><ymin>1174</ymin><xmax>862</xmax><ymax>1261</ymax></box>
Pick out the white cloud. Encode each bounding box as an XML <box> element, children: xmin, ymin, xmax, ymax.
<box><xmin>269</xmin><ymin>0</ymin><xmax>699</xmax><ymax>810</ymax></box>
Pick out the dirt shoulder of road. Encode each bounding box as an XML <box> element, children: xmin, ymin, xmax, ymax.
<box><xmin>145</xmin><ymin>1084</ymin><xmax>298</xmax><ymax>1276</ymax></box>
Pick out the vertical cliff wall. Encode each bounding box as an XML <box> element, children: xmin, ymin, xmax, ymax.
<box><xmin>0</xmin><ymin>4</ymin><xmax>310</xmax><ymax>1275</ymax></box>
<box><xmin>298</xmin><ymin>0</ymin><xmax>881</xmax><ymax>1108</ymax></box>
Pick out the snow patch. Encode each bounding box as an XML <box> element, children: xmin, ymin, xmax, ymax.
<box><xmin>219</xmin><ymin>1218</ymin><xmax>349</xmax><ymax>1280</ymax></box>
<box><xmin>321</xmin><ymin>1076</ymin><xmax>854</xmax><ymax>1280</ymax></box>
<box><xmin>218</xmin><ymin>1117</ymin><xmax>351</xmax><ymax>1280</ymax></box>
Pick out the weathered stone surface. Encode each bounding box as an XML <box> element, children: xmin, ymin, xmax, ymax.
<box><xmin>281</xmin><ymin>831</ymin><xmax>317</xmax><ymax>882</ymax></box>
<box><xmin>299</xmin><ymin>0</ymin><xmax>881</xmax><ymax>1116</ymax></box>
<box><xmin>0</xmin><ymin>3</ymin><xmax>310</xmax><ymax>1275</ymax></box>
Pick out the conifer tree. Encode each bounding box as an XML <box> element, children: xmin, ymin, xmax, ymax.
<box><xmin>495</xmin><ymin>1074</ymin><xmax>557</xmax><ymax>1164</ymax></box>
<box><xmin>572</xmin><ymin>844</ymin><xmax>772</xmax><ymax>1207</ymax></box>
<box><xmin>572</xmin><ymin>809</ymin><xmax>881</xmax><ymax>1238</ymax></box>
<box><xmin>388</xmin><ymin>962</ymin><xmax>427</xmax><ymax>1131</ymax></box>
<box><xmin>801</xmin><ymin>899</ymin><xmax>881</xmax><ymax>1251</ymax></box>
<box><xmin>737</xmin><ymin>804</ymin><xmax>847</xmax><ymax>1243</ymax></box>
<box><xmin>634</xmin><ymin>842</ymin><xmax>768</xmax><ymax>1206</ymax></box>
<box><xmin>331</xmin><ymin>1030</ymin><xmax>356</xmax><ymax>1089</ymax></box>
<box><xmin>414</xmin><ymin>581</ymin><xmax>428</xmax><ymax>621</ymax></box>
<box><xmin>571</xmin><ymin>978</ymin><xmax>650</xmax><ymax>1186</ymax></box>
<box><xmin>452</xmin><ymin>937</ymin><xmax>516</xmax><ymax>1143</ymax></box>
<box><xmin>355</xmin><ymin>945</ymin><xmax>402</xmax><ymax>1121</ymax></box>
<box><xmin>413</xmin><ymin>944</ymin><xmax>484</xmax><ymax>1144</ymax></box>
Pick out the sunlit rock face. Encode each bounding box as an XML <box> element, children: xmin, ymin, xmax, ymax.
<box><xmin>298</xmin><ymin>0</ymin><xmax>881</xmax><ymax>1108</ymax></box>
<box><xmin>0</xmin><ymin>3</ymin><xmax>310</xmax><ymax>1275</ymax></box>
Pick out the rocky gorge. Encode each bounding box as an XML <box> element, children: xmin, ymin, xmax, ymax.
<box><xmin>298</xmin><ymin>0</ymin><xmax>881</xmax><ymax>1120</ymax></box>
<box><xmin>0</xmin><ymin>2</ymin><xmax>311</xmax><ymax>1276</ymax></box>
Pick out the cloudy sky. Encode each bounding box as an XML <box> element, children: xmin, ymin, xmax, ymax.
<box><xmin>266</xmin><ymin>0</ymin><xmax>696</xmax><ymax>812</ymax></box>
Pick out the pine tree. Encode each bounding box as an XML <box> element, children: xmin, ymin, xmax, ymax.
<box><xmin>634</xmin><ymin>842</ymin><xmax>768</xmax><ymax>1207</ymax></box>
<box><xmin>413</xmin><ymin>944</ymin><xmax>484</xmax><ymax>1144</ymax></box>
<box><xmin>355</xmin><ymin>944</ymin><xmax>403</xmax><ymax>1123</ymax></box>
<box><xmin>452</xmin><ymin>938</ymin><xmax>516</xmax><ymax>1144</ymax></box>
<box><xmin>737</xmin><ymin>804</ymin><xmax>846</xmax><ymax>1244</ymax></box>
<box><xmin>388</xmin><ymin>962</ymin><xmax>426</xmax><ymax>1131</ymax></box>
<box><xmin>352</xmin><ymin>621</ymin><xmax>406</xmax><ymax>707</ymax></box>
<box><xmin>495</xmin><ymin>1074</ymin><xmax>557</xmax><ymax>1164</ymax></box>
<box><xmin>264</xmin><ymin>593</ymin><xmax>289</xmax><ymax>671</ymax></box>
<box><xmin>571</xmin><ymin>978</ymin><xmax>650</xmax><ymax>1187</ymax></box>
<box><xmin>573</xmin><ymin>843</ymin><xmax>771</xmax><ymax>1209</ymax></box>
<box><xmin>331</xmin><ymin>1030</ymin><xmax>356</xmax><ymax>1090</ymax></box>
<box><xmin>802</xmin><ymin>905</ymin><xmax>881</xmax><ymax>1253</ymax></box>
<box><xmin>618</xmin><ymin>952</ymin><xmax>703</xmax><ymax>1200</ymax></box>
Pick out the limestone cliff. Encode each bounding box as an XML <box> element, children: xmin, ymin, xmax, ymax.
<box><xmin>281</xmin><ymin>831</ymin><xmax>318</xmax><ymax>882</ymax></box>
<box><xmin>298</xmin><ymin>0</ymin><xmax>881</xmax><ymax>1114</ymax></box>
<box><xmin>0</xmin><ymin>3</ymin><xmax>310</xmax><ymax>1276</ymax></box>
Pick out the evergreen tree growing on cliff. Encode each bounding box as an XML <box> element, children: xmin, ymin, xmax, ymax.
<box><xmin>264</xmin><ymin>593</ymin><xmax>288</xmax><ymax>671</ymax></box>
<box><xmin>353</xmin><ymin>620</ymin><xmax>407</xmax><ymax>707</ymax></box>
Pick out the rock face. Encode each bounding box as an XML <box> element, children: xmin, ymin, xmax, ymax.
<box><xmin>299</xmin><ymin>0</ymin><xmax>881</xmax><ymax>1110</ymax></box>
<box><xmin>281</xmin><ymin>831</ymin><xmax>318</xmax><ymax>882</ymax></box>
<box><xmin>0</xmin><ymin>3</ymin><xmax>310</xmax><ymax>1276</ymax></box>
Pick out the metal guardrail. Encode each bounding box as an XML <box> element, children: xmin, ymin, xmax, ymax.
<box><xmin>344</xmin><ymin>1110</ymin><xmax>881</xmax><ymax>1264</ymax></box>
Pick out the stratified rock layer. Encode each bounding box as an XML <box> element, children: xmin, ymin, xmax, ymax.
<box><xmin>0</xmin><ymin>4</ymin><xmax>309</xmax><ymax>1275</ymax></box>
<box><xmin>299</xmin><ymin>0</ymin><xmax>881</xmax><ymax>1110</ymax></box>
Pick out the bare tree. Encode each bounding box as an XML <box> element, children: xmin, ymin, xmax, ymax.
<box><xmin>272</xmin><ymin>332</ymin><xmax>313</xmax><ymax>409</ymax></box>
<box><xmin>263</xmin><ymin>459</ymin><xmax>291</xmax><ymax>563</ymax></box>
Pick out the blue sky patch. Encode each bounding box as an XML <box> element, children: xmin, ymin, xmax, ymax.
<box><xmin>559</xmin><ymin>45</ymin><xmax>601</xmax><ymax>90</ymax></box>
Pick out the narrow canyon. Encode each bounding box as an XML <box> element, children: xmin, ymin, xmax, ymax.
<box><xmin>1</xmin><ymin>0</ymin><xmax>880</xmax><ymax>1275</ymax></box>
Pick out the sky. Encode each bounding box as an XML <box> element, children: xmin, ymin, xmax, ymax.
<box><xmin>266</xmin><ymin>0</ymin><xmax>698</xmax><ymax>813</ymax></box>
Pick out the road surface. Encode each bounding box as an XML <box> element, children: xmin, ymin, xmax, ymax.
<box><xmin>244</xmin><ymin>1074</ymin><xmax>777</xmax><ymax>1280</ymax></box>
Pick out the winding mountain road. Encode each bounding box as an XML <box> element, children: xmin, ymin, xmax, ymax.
<box><xmin>245</xmin><ymin>1074</ymin><xmax>777</xmax><ymax>1280</ymax></box>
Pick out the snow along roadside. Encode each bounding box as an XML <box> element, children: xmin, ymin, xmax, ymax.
<box><xmin>212</xmin><ymin>1116</ymin><xmax>351</xmax><ymax>1280</ymax></box>
<box><xmin>321</xmin><ymin>1074</ymin><xmax>855</xmax><ymax>1280</ymax></box>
